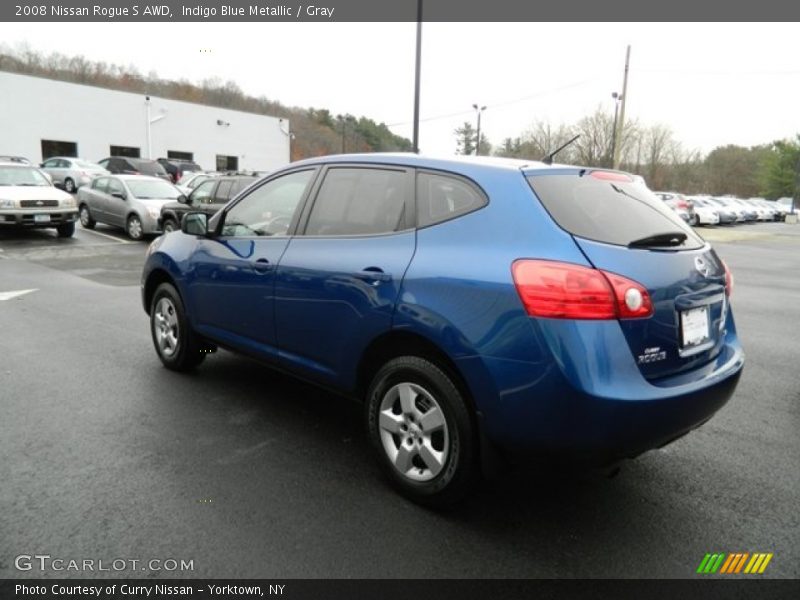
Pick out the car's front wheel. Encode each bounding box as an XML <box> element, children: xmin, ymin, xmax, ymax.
<box><xmin>150</xmin><ymin>282</ymin><xmax>206</xmax><ymax>371</ymax></box>
<box><xmin>56</xmin><ymin>222</ymin><xmax>75</xmax><ymax>238</ymax></box>
<box><xmin>366</xmin><ymin>356</ymin><xmax>479</xmax><ymax>507</ymax></box>
<box><xmin>79</xmin><ymin>204</ymin><xmax>96</xmax><ymax>229</ymax></box>
<box><xmin>162</xmin><ymin>217</ymin><xmax>178</xmax><ymax>233</ymax></box>
<box><xmin>126</xmin><ymin>214</ymin><xmax>144</xmax><ymax>240</ymax></box>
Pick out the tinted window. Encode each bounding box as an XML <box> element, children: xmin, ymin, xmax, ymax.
<box><xmin>527</xmin><ymin>172</ymin><xmax>704</xmax><ymax>249</ymax></box>
<box><xmin>190</xmin><ymin>180</ymin><xmax>217</xmax><ymax>204</ymax></box>
<box><xmin>222</xmin><ymin>170</ymin><xmax>314</xmax><ymax>237</ymax></box>
<box><xmin>214</xmin><ymin>180</ymin><xmax>234</xmax><ymax>202</ymax></box>
<box><xmin>305</xmin><ymin>167</ymin><xmax>408</xmax><ymax>236</ymax></box>
<box><xmin>43</xmin><ymin>159</ymin><xmax>59</xmax><ymax>168</ymax></box>
<box><xmin>416</xmin><ymin>172</ymin><xmax>487</xmax><ymax>227</ymax></box>
<box><xmin>131</xmin><ymin>160</ymin><xmax>167</xmax><ymax>177</ymax></box>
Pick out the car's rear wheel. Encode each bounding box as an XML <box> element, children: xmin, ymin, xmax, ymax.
<box><xmin>366</xmin><ymin>356</ymin><xmax>479</xmax><ymax>507</ymax></box>
<box><xmin>150</xmin><ymin>282</ymin><xmax>206</xmax><ymax>371</ymax></box>
<box><xmin>56</xmin><ymin>222</ymin><xmax>75</xmax><ymax>238</ymax></box>
<box><xmin>162</xmin><ymin>218</ymin><xmax>178</xmax><ymax>233</ymax></box>
<box><xmin>126</xmin><ymin>214</ymin><xmax>144</xmax><ymax>240</ymax></box>
<box><xmin>79</xmin><ymin>205</ymin><xmax>95</xmax><ymax>229</ymax></box>
<box><xmin>64</xmin><ymin>178</ymin><xmax>76</xmax><ymax>194</ymax></box>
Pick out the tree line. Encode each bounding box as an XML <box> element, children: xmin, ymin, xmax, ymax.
<box><xmin>0</xmin><ymin>44</ymin><xmax>412</xmax><ymax>161</ymax></box>
<box><xmin>455</xmin><ymin>107</ymin><xmax>799</xmax><ymax>199</ymax></box>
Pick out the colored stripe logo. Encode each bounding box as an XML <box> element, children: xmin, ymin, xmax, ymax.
<box><xmin>697</xmin><ymin>552</ymin><xmax>773</xmax><ymax>574</ymax></box>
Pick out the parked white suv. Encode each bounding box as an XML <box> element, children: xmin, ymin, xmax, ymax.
<box><xmin>0</xmin><ymin>162</ymin><xmax>78</xmax><ymax>237</ymax></box>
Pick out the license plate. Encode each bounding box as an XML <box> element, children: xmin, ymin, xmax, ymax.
<box><xmin>681</xmin><ymin>306</ymin><xmax>710</xmax><ymax>348</ymax></box>
<box><xmin>34</xmin><ymin>214</ymin><xmax>50</xmax><ymax>223</ymax></box>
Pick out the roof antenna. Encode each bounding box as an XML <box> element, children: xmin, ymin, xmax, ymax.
<box><xmin>542</xmin><ymin>134</ymin><xmax>580</xmax><ymax>165</ymax></box>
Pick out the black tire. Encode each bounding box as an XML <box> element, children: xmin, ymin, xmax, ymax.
<box><xmin>162</xmin><ymin>217</ymin><xmax>178</xmax><ymax>233</ymax></box>
<box><xmin>150</xmin><ymin>282</ymin><xmax>206</xmax><ymax>371</ymax></box>
<box><xmin>79</xmin><ymin>204</ymin><xmax>96</xmax><ymax>229</ymax></box>
<box><xmin>64</xmin><ymin>178</ymin><xmax>76</xmax><ymax>194</ymax></box>
<box><xmin>366</xmin><ymin>356</ymin><xmax>479</xmax><ymax>507</ymax></box>
<box><xmin>56</xmin><ymin>221</ymin><xmax>75</xmax><ymax>238</ymax></box>
<box><xmin>126</xmin><ymin>214</ymin><xmax>144</xmax><ymax>241</ymax></box>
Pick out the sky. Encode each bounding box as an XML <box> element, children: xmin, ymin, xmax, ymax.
<box><xmin>1</xmin><ymin>22</ymin><xmax>799</xmax><ymax>156</ymax></box>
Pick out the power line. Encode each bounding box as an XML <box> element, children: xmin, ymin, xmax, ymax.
<box><xmin>386</xmin><ymin>78</ymin><xmax>599</xmax><ymax>128</ymax></box>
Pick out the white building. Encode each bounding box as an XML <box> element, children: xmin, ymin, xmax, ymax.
<box><xmin>0</xmin><ymin>71</ymin><xmax>290</xmax><ymax>172</ymax></box>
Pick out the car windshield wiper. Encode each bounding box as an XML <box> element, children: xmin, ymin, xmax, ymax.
<box><xmin>628</xmin><ymin>232</ymin><xmax>688</xmax><ymax>248</ymax></box>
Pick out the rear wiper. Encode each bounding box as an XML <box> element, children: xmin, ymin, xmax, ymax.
<box><xmin>628</xmin><ymin>232</ymin><xmax>687</xmax><ymax>248</ymax></box>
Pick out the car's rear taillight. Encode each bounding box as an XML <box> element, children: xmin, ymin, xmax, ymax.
<box><xmin>722</xmin><ymin>259</ymin><xmax>734</xmax><ymax>296</ymax></box>
<box><xmin>511</xmin><ymin>260</ymin><xmax>653</xmax><ymax>320</ymax></box>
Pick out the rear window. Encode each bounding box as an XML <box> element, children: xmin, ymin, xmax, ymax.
<box><xmin>526</xmin><ymin>172</ymin><xmax>704</xmax><ymax>249</ymax></box>
<box><xmin>132</xmin><ymin>160</ymin><xmax>167</xmax><ymax>176</ymax></box>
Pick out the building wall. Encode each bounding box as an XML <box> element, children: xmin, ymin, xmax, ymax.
<box><xmin>0</xmin><ymin>71</ymin><xmax>290</xmax><ymax>171</ymax></box>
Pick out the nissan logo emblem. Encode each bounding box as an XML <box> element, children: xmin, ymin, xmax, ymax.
<box><xmin>695</xmin><ymin>256</ymin><xmax>712</xmax><ymax>277</ymax></box>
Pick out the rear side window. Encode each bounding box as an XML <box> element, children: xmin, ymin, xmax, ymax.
<box><xmin>416</xmin><ymin>172</ymin><xmax>487</xmax><ymax>227</ymax></box>
<box><xmin>526</xmin><ymin>172</ymin><xmax>704</xmax><ymax>249</ymax></box>
<box><xmin>304</xmin><ymin>167</ymin><xmax>409</xmax><ymax>236</ymax></box>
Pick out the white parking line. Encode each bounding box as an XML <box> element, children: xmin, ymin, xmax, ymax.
<box><xmin>79</xmin><ymin>228</ymin><xmax>133</xmax><ymax>244</ymax></box>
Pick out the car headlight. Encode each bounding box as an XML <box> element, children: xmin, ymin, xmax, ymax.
<box><xmin>61</xmin><ymin>197</ymin><xmax>76</xmax><ymax>208</ymax></box>
<box><xmin>0</xmin><ymin>198</ymin><xmax>14</xmax><ymax>209</ymax></box>
<box><xmin>147</xmin><ymin>207</ymin><xmax>161</xmax><ymax>218</ymax></box>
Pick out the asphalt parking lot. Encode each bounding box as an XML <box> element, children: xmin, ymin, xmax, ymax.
<box><xmin>1</xmin><ymin>221</ymin><xmax>798</xmax><ymax>579</ymax></box>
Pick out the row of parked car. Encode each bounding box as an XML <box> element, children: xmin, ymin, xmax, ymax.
<box><xmin>654</xmin><ymin>191</ymin><xmax>797</xmax><ymax>225</ymax></box>
<box><xmin>0</xmin><ymin>153</ymin><xmax>259</xmax><ymax>238</ymax></box>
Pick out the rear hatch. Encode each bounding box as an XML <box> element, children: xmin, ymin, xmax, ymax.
<box><xmin>526</xmin><ymin>169</ymin><xmax>730</xmax><ymax>381</ymax></box>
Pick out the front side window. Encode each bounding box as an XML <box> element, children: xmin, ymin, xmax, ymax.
<box><xmin>92</xmin><ymin>177</ymin><xmax>109</xmax><ymax>192</ymax></box>
<box><xmin>214</xmin><ymin>180</ymin><xmax>235</xmax><ymax>202</ymax></box>
<box><xmin>107</xmin><ymin>179</ymin><xmax>125</xmax><ymax>197</ymax></box>
<box><xmin>304</xmin><ymin>167</ymin><xmax>409</xmax><ymax>236</ymax></box>
<box><xmin>190</xmin><ymin>180</ymin><xmax>216</xmax><ymax>204</ymax></box>
<box><xmin>221</xmin><ymin>170</ymin><xmax>314</xmax><ymax>237</ymax></box>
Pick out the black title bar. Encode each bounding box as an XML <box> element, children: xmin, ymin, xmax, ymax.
<box><xmin>3</xmin><ymin>0</ymin><xmax>800</xmax><ymax>22</ymax></box>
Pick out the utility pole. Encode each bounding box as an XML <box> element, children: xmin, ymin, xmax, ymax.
<box><xmin>473</xmin><ymin>104</ymin><xmax>486</xmax><ymax>156</ymax></box>
<box><xmin>613</xmin><ymin>45</ymin><xmax>631</xmax><ymax>170</ymax></box>
<box><xmin>412</xmin><ymin>0</ymin><xmax>423</xmax><ymax>153</ymax></box>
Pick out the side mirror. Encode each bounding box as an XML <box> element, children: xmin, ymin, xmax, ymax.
<box><xmin>177</xmin><ymin>194</ymin><xmax>188</xmax><ymax>204</ymax></box>
<box><xmin>182</xmin><ymin>212</ymin><xmax>209</xmax><ymax>236</ymax></box>
<box><xmin>111</xmin><ymin>192</ymin><xmax>126</xmax><ymax>200</ymax></box>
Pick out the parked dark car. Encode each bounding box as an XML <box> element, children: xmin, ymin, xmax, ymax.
<box><xmin>157</xmin><ymin>158</ymin><xmax>204</xmax><ymax>184</ymax></box>
<box><xmin>158</xmin><ymin>174</ymin><xmax>257</xmax><ymax>232</ymax></box>
<box><xmin>97</xmin><ymin>157</ymin><xmax>170</xmax><ymax>181</ymax></box>
<box><xmin>142</xmin><ymin>154</ymin><xmax>743</xmax><ymax>505</ymax></box>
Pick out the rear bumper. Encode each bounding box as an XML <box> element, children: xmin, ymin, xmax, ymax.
<box><xmin>460</xmin><ymin>319</ymin><xmax>744</xmax><ymax>465</ymax></box>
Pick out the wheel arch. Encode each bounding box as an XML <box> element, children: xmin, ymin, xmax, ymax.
<box><xmin>143</xmin><ymin>268</ymin><xmax>178</xmax><ymax>316</ymax></box>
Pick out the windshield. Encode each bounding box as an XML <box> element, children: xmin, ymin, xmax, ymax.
<box><xmin>131</xmin><ymin>161</ymin><xmax>167</xmax><ymax>176</ymax></box>
<box><xmin>0</xmin><ymin>166</ymin><xmax>51</xmax><ymax>186</ymax></box>
<box><xmin>127</xmin><ymin>179</ymin><xmax>181</xmax><ymax>200</ymax></box>
<box><xmin>526</xmin><ymin>171</ymin><xmax>704</xmax><ymax>249</ymax></box>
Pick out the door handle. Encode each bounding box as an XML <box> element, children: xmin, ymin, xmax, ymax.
<box><xmin>252</xmin><ymin>258</ymin><xmax>273</xmax><ymax>273</ymax></box>
<box><xmin>353</xmin><ymin>267</ymin><xmax>391</xmax><ymax>283</ymax></box>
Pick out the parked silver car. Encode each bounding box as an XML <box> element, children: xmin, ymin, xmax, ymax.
<box><xmin>77</xmin><ymin>175</ymin><xmax>185</xmax><ymax>240</ymax></box>
<box><xmin>0</xmin><ymin>161</ymin><xmax>78</xmax><ymax>237</ymax></box>
<box><xmin>40</xmin><ymin>157</ymin><xmax>109</xmax><ymax>193</ymax></box>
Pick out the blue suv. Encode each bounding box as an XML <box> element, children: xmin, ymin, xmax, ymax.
<box><xmin>142</xmin><ymin>154</ymin><xmax>744</xmax><ymax>505</ymax></box>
